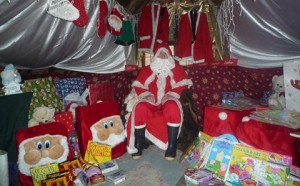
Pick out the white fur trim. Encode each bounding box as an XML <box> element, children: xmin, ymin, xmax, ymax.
<box><xmin>140</xmin><ymin>35</ymin><xmax>151</xmax><ymax>41</ymax></box>
<box><xmin>127</xmin><ymin>145</ymin><xmax>138</xmax><ymax>154</ymax></box>
<box><xmin>167</xmin><ymin>122</ymin><xmax>180</xmax><ymax>127</ymax></box>
<box><xmin>145</xmin><ymin>130</ymin><xmax>168</xmax><ymax>150</ymax></box>
<box><xmin>135</xmin><ymin>124</ymin><xmax>146</xmax><ymax>129</ymax></box>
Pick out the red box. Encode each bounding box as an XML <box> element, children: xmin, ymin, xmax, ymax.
<box><xmin>203</xmin><ymin>106</ymin><xmax>254</xmax><ymax>137</ymax></box>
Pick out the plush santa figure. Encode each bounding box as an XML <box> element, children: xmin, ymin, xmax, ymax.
<box><xmin>76</xmin><ymin>101</ymin><xmax>126</xmax><ymax>159</ymax></box>
<box><xmin>16</xmin><ymin>122</ymin><xmax>71</xmax><ymax>186</ymax></box>
<box><xmin>126</xmin><ymin>42</ymin><xmax>193</xmax><ymax>160</ymax></box>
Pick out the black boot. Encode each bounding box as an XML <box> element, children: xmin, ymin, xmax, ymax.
<box><xmin>132</xmin><ymin>128</ymin><xmax>145</xmax><ymax>160</ymax></box>
<box><xmin>165</xmin><ymin>126</ymin><xmax>179</xmax><ymax>161</ymax></box>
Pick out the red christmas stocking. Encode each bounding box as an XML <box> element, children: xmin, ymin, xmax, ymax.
<box><xmin>97</xmin><ymin>0</ymin><xmax>109</xmax><ymax>38</ymax></box>
<box><xmin>70</xmin><ymin>0</ymin><xmax>89</xmax><ymax>27</ymax></box>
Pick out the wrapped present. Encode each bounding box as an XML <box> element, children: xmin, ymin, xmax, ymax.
<box><xmin>88</xmin><ymin>83</ymin><xmax>115</xmax><ymax>105</ymax></box>
<box><xmin>22</xmin><ymin>77</ymin><xmax>63</xmax><ymax>119</ymax></box>
<box><xmin>54</xmin><ymin>77</ymin><xmax>87</xmax><ymax>100</ymax></box>
<box><xmin>54</xmin><ymin>112</ymin><xmax>75</xmax><ymax>132</ymax></box>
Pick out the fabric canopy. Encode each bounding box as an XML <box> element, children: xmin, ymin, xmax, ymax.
<box><xmin>229</xmin><ymin>0</ymin><xmax>300</xmax><ymax>68</ymax></box>
<box><xmin>0</xmin><ymin>0</ymin><xmax>300</xmax><ymax>73</ymax></box>
<box><xmin>0</xmin><ymin>0</ymin><xmax>136</xmax><ymax>73</ymax></box>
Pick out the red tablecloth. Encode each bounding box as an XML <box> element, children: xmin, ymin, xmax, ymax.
<box><xmin>236</xmin><ymin>119</ymin><xmax>300</xmax><ymax>167</ymax></box>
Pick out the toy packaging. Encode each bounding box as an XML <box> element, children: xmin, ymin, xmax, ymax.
<box><xmin>84</xmin><ymin>140</ymin><xmax>112</xmax><ymax>164</ymax></box>
<box><xmin>184</xmin><ymin>168</ymin><xmax>213</xmax><ymax>185</ymax></box>
<box><xmin>106</xmin><ymin>170</ymin><xmax>126</xmax><ymax>185</ymax></box>
<box><xmin>99</xmin><ymin>160</ymin><xmax>119</xmax><ymax>174</ymax></box>
<box><xmin>284</xmin><ymin>63</ymin><xmax>300</xmax><ymax>112</ymax></box>
<box><xmin>30</xmin><ymin>163</ymin><xmax>60</xmax><ymax>186</ymax></box>
<box><xmin>180</xmin><ymin>131</ymin><xmax>214</xmax><ymax>169</ymax></box>
<box><xmin>225</xmin><ymin>144</ymin><xmax>290</xmax><ymax>186</ymax></box>
<box><xmin>205</xmin><ymin>134</ymin><xmax>238</xmax><ymax>180</ymax></box>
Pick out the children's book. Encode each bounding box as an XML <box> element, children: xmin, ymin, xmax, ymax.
<box><xmin>106</xmin><ymin>170</ymin><xmax>126</xmax><ymax>185</ymax></box>
<box><xmin>184</xmin><ymin>168</ymin><xmax>213</xmax><ymax>185</ymax></box>
<box><xmin>180</xmin><ymin>131</ymin><xmax>214</xmax><ymax>169</ymax></box>
<box><xmin>84</xmin><ymin>140</ymin><xmax>112</xmax><ymax>164</ymax></box>
<box><xmin>204</xmin><ymin>133</ymin><xmax>238</xmax><ymax>180</ymax></box>
<box><xmin>99</xmin><ymin>159</ymin><xmax>119</xmax><ymax>174</ymax></box>
<box><xmin>225</xmin><ymin>144</ymin><xmax>290</xmax><ymax>186</ymax></box>
<box><xmin>30</xmin><ymin>163</ymin><xmax>60</xmax><ymax>186</ymax></box>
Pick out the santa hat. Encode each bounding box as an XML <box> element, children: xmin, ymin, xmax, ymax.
<box><xmin>16</xmin><ymin>122</ymin><xmax>71</xmax><ymax>185</ymax></box>
<box><xmin>107</xmin><ymin>4</ymin><xmax>123</xmax><ymax>36</ymax></box>
<box><xmin>153</xmin><ymin>42</ymin><xmax>173</xmax><ymax>57</ymax></box>
<box><xmin>151</xmin><ymin>42</ymin><xmax>175</xmax><ymax>68</ymax></box>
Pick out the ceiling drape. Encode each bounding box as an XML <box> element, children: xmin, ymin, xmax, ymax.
<box><xmin>228</xmin><ymin>0</ymin><xmax>300</xmax><ymax>68</ymax></box>
<box><xmin>0</xmin><ymin>0</ymin><xmax>136</xmax><ymax>73</ymax></box>
<box><xmin>1</xmin><ymin>0</ymin><xmax>300</xmax><ymax>72</ymax></box>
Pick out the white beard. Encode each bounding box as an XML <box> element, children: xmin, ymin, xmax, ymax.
<box><xmin>18</xmin><ymin>138</ymin><xmax>69</xmax><ymax>176</ymax></box>
<box><xmin>91</xmin><ymin>128</ymin><xmax>126</xmax><ymax>148</ymax></box>
<box><xmin>150</xmin><ymin>58</ymin><xmax>174</xmax><ymax>102</ymax></box>
<box><xmin>151</xmin><ymin>58</ymin><xmax>172</xmax><ymax>78</ymax></box>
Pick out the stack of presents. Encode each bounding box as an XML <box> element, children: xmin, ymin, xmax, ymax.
<box><xmin>179</xmin><ymin>70</ymin><xmax>300</xmax><ymax>186</ymax></box>
<box><xmin>0</xmin><ymin>65</ymin><xmax>130</xmax><ymax>185</ymax></box>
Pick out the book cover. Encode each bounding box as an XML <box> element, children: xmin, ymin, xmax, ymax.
<box><xmin>184</xmin><ymin>168</ymin><xmax>213</xmax><ymax>185</ymax></box>
<box><xmin>180</xmin><ymin>132</ymin><xmax>214</xmax><ymax>169</ymax></box>
<box><xmin>84</xmin><ymin>140</ymin><xmax>112</xmax><ymax>164</ymax></box>
<box><xmin>205</xmin><ymin>133</ymin><xmax>238</xmax><ymax>180</ymax></box>
<box><xmin>99</xmin><ymin>159</ymin><xmax>119</xmax><ymax>174</ymax></box>
<box><xmin>106</xmin><ymin>170</ymin><xmax>126</xmax><ymax>185</ymax></box>
<box><xmin>30</xmin><ymin>163</ymin><xmax>60</xmax><ymax>186</ymax></box>
<box><xmin>226</xmin><ymin>144</ymin><xmax>289</xmax><ymax>186</ymax></box>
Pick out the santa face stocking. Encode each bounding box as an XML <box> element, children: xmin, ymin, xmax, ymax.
<box><xmin>97</xmin><ymin>0</ymin><xmax>109</xmax><ymax>38</ymax></box>
<box><xmin>47</xmin><ymin>0</ymin><xmax>80</xmax><ymax>21</ymax></box>
<box><xmin>69</xmin><ymin>0</ymin><xmax>89</xmax><ymax>27</ymax></box>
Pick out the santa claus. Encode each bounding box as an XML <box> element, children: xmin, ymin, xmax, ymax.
<box><xmin>16</xmin><ymin>122</ymin><xmax>71</xmax><ymax>186</ymax></box>
<box><xmin>126</xmin><ymin>43</ymin><xmax>193</xmax><ymax>160</ymax></box>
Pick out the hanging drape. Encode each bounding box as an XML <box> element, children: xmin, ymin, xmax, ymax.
<box><xmin>0</xmin><ymin>0</ymin><xmax>136</xmax><ymax>74</ymax></box>
<box><xmin>229</xmin><ymin>0</ymin><xmax>300</xmax><ymax>68</ymax></box>
<box><xmin>1</xmin><ymin>0</ymin><xmax>300</xmax><ymax>71</ymax></box>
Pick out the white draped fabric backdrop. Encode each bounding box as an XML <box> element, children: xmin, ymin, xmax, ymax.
<box><xmin>0</xmin><ymin>0</ymin><xmax>300</xmax><ymax>73</ymax></box>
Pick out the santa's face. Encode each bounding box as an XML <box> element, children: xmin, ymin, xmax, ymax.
<box><xmin>90</xmin><ymin>115</ymin><xmax>125</xmax><ymax>147</ymax></box>
<box><xmin>150</xmin><ymin>48</ymin><xmax>175</xmax><ymax>78</ymax></box>
<box><xmin>18</xmin><ymin>135</ymin><xmax>69</xmax><ymax>176</ymax></box>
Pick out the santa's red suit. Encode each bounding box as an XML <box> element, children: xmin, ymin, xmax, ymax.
<box><xmin>126</xmin><ymin>43</ymin><xmax>193</xmax><ymax>158</ymax></box>
<box><xmin>138</xmin><ymin>4</ymin><xmax>169</xmax><ymax>54</ymax></box>
<box><xmin>174</xmin><ymin>10</ymin><xmax>214</xmax><ymax>64</ymax></box>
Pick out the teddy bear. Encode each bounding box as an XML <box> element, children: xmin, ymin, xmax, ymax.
<box><xmin>268</xmin><ymin>75</ymin><xmax>286</xmax><ymax>109</ymax></box>
<box><xmin>1</xmin><ymin>63</ymin><xmax>22</xmax><ymax>95</ymax></box>
<box><xmin>28</xmin><ymin>106</ymin><xmax>56</xmax><ymax>127</ymax></box>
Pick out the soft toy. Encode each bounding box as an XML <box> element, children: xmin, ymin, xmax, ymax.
<box><xmin>76</xmin><ymin>101</ymin><xmax>127</xmax><ymax>160</ymax></box>
<box><xmin>16</xmin><ymin>122</ymin><xmax>71</xmax><ymax>186</ymax></box>
<box><xmin>28</xmin><ymin>106</ymin><xmax>56</xmax><ymax>127</ymax></box>
<box><xmin>1</xmin><ymin>63</ymin><xmax>22</xmax><ymax>95</ymax></box>
<box><xmin>268</xmin><ymin>75</ymin><xmax>286</xmax><ymax>109</ymax></box>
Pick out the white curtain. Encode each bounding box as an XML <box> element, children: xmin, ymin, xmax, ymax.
<box><xmin>1</xmin><ymin>0</ymin><xmax>300</xmax><ymax>71</ymax></box>
<box><xmin>228</xmin><ymin>0</ymin><xmax>300</xmax><ymax>68</ymax></box>
<box><xmin>0</xmin><ymin>0</ymin><xmax>136</xmax><ymax>74</ymax></box>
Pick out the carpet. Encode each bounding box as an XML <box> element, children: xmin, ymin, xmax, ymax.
<box><xmin>105</xmin><ymin>145</ymin><xmax>188</xmax><ymax>186</ymax></box>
